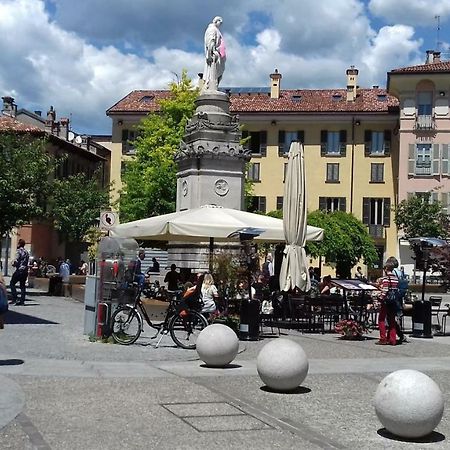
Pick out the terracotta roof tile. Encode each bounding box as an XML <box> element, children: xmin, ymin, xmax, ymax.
<box><xmin>390</xmin><ymin>61</ymin><xmax>450</xmax><ymax>74</ymax></box>
<box><xmin>107</xmin><ymin>88</ymin><xmax>398</xmax><ymax>115</ymax></box>
<box><xmin>107</xmin><ymin>90</ymin><xmax>171</xmax><ymax>113</ymax></box>
<box><xmin>0</xmin><ymin>115</ymin><xmax>44</xmax><ymax>133</ymax></box>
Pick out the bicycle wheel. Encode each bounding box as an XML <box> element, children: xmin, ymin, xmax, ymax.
<box><xmin>111</xmin><ymin>306</ymin><xmax>142</xmax><ymax>345</ymax></box>
<box><xmin>169</xmin><ymin>310</ymin><xmax>208</xmax><ymax>349</ymax></box>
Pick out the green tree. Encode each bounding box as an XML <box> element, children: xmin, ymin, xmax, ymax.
<box><xmin>119</xmin><ymin>71</ymin><xmax>198</xmax><ymax>221</ymax></box>
<box><xmin>0</xmin><ymin>133</ymin><xmax>55</xmax><ymax>236</ymax></box>
<box><xmin>394</xmin><ymin>193</ymin><xmax>449</xmax><ymax>239</ymax></box>
<box><xmin>306</xmin><ymin>210</ymin><xmax>378</xmax><ymax>278</ymax></box>
<box><xmin>51</xmin><ymin>172</ymin><xmax>110</xmax><ymax>242</ymax></box>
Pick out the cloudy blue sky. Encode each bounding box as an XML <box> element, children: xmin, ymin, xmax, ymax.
<box><xmin>0</xmin><ymin>0</ymin><xmax>449</xmax><ymax>134</ymax></box>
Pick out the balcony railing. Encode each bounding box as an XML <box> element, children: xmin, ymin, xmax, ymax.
<box><xmin>368</xmin><ymin>224</ymin><xmax>384</xmax><ymax>238</ymax></box>
<box><xmin>415</xmin><ymin>165</ymin><xmax>432</xmax><ymax>175</ymax></box>
<box><xmin>415</xmin><ymin>115</ymin><xmax>435</xmax><ymax>130</ymax></box>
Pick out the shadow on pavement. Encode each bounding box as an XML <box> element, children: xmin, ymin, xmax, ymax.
<box><xmin>4</xmin><ymin>310</ymin><xmax>58</xmax><ymax>325</ymax></box>
<box><xmin>199</xmin><ymin>363</ymin><xmax>242</xmax><ymax>369</ymax></box>
<box><xmin>0</xmin><ymin>359</ymin><xmax>24</xmax><ymax>366</ymax></box>
<box><xmin>260</xmin><ymin>385</ymin><xmax>311</xmax><ymax>395</ymax></box>
<box><xmin>377</xmin><ymin>428</ymin><xmax>445</xmax><ymax>443</ymax></box>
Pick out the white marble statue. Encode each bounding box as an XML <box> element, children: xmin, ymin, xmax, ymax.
<box><xmin>203</xmin><ymin>16</ymin><xmax>226</xmax><ymax>92</ymax></box>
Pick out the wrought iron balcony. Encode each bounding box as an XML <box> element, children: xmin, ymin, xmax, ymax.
<box><xmin>368</xmin><ymin>224</ymin><xmax>384</xmax><ymax>238</ymax></box>
<box><xmin>415</xmin><ymin>115</ymin><xmax>435</xmax><ymax>130</ymax></box>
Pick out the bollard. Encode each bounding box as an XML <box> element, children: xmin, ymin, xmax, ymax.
<box><xmin>239</xmin><ymin>299</ymin><xmax>250</xmax><ymax>340</ymax></box>
<box><xmin>411</xmin><ymin>299</ymin><xmax>433</xmax><ymax>338</ymax></box>
<box><xmin>96</xmin><ymin>302</ymin><xmax>110</xmax><ymax>338</ymax></box>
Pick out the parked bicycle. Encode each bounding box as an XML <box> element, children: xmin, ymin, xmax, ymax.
<box><xmin>110</xmin><ymin>283</ymin><xmax>208</xmax><ymax>349</ymax></box>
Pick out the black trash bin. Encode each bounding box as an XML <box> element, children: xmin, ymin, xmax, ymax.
<box><xmin>239</xmin><ymin>298</ymin><xmax>260</xmax><ymax>341</ymax></box>
<box><xmin>411</xmin><ymin>299</ymin><xmax>433</xmax><ymax>338</ymax></box>
<box><xmin>48</xmin><ymin>275</ymin><xmax>63</xmax><ymax>296</ymax></box>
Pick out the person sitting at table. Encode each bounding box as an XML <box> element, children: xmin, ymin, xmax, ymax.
<box><xmin>319</xmin><ymin>275</ymin><xmax>332</xmax><ymax>295</ymax></box>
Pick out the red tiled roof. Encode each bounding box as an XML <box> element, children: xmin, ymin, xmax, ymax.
<box><xmin>230</xmin><ymin>89</ymin><xmax>398</xmax><ymax>113</ymax></box>
<box><xmin>107</xmin><ymin>88</ymin><xmax>398</xmax><ymax>115</ymax></box>
<box><xmin>106</xmin><ymin>90</ymin><xmax>171</xmax><ymax>114</ymax></box>
<box><xmin>390</xmin><ymin>61</ymin><xmax>450</xmax><ymax>74</ymax></box>
<box><xmin>0</xmin><ymin>115</ymin><xmax>44</xmax><ymax>133</ymax></box>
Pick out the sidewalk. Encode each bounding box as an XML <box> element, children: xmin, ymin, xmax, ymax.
<box><xmin>1</xmin><ymin>294</ymin><xmax>450</xmax><ymax>449</ymax></box>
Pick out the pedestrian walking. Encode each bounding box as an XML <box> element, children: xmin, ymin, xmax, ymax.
<box><xmin>9</xmin><ymin>239</ymin><xmax>30</xmax><ymax>305</ymax></box>
<box><xmin>0</xmin><ymin>274</ymin><xmax>8</xmax><ymax>328</ymax></box>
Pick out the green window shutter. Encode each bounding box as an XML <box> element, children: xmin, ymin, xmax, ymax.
<box><xmin>362</xmin><ymin>197</ymin><xmax>370</xmax><ymax>224</ymax></box>
<box><xmin>441</xmin><ymin>144</ymin><xmax>449</xmax><ymax>175</ymax></box>
<box><xmin>320</xmin><ymin>130</ymin><xmax>327</xmax><ymax>156</ymax></box>
<box><xmin>260</xmin><ymin>131</ymin><xmax>267</xmax><ymax>156</ymax></box>
<box><xmin>319</xmin><ymin>197</ymin><xmax>326</xmax><ymax>211</ymax></box>
<box><xmin>408</xmin><ymin>144</ymin><xmax>416</xmax><ymax>175</ymax></box>
<box><xmin>364</xmin><ymin>130</ymin><xmax>371</xmax><ymax>156</ymax></box>
<box><xmin>339</xmin><ymin>130</ymin><xmax>347</xmax><ymax>156</ymax></box>
<box><xmin>297</xmin><ymin>130</ymin><xmax>305</xmax><ymax>143</ymax></box>
<box><xmin>383</xmin><ymin>198</ymin><xmax>391</xmax><ymax>226</ymax></box>
<box><xmin>340</xmin><ymin>197</ymin><xmax>346</xmax><ymax>212</ymax></box>
<box><xmin>384</xmin><ymin>130</ymin><xmax>391</xmax><ymax>156</ymax></box>
<box><xmin>432</xmin><ymin>144</ymin><xmax>440</xmax><ymax>175</ymax></box>
<box><xmin>441</xmin><ymin>192</ymin><xmax>449</xmax><ymax>214</ymax></box>
<box><xmin>278</xmin><ymin>130</ymin><xmax>285</xmax><ymax>156</ymax></box>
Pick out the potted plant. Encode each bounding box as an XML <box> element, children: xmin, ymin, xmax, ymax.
<box><xmin>335</xmin><ymin>319</ymin><xmax>369</xmax><ymax>340</ymax></box>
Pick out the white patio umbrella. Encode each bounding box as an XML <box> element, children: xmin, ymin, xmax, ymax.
<box><xmin>110</xmin><ymin>204</ymin><xmax>323</xmax><ymax>243</ymax></box>
<box><xmin>279</xmin><ymin>141</ymin><xmax>311</xmax><ymax>292</ymax></box>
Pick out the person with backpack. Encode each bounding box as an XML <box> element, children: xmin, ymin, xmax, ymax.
<box><xmin>387</xmin><ymin>256</ymin><xmax>408</xmax><ymax>343</ymax></box>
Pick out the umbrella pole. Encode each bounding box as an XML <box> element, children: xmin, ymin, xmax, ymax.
<box><xmin>209</xmin><ymin>237</ymin><xmax>214</xmax><ymax>273</ymax></box>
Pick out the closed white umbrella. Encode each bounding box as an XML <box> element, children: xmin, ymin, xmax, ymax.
<box><xmin>111</xmin><ymin>204</ymin><xmax>323</xmax><ymax>243</ymax></box>
<box><xmin>279</xmin><ymin>142</ymin><xmax>311</xmax><ymax>292</ymax></box>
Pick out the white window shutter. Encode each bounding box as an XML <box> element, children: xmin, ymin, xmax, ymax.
<box><xmin>408</xmin><ymin>144</ymin><xmax>416</xmax><ymax>175</ymax></box>
<box><xmin>441</xmin><ymin>192</ymin><xmax>449</xmax><ymax>214</ymax></box>
<box><xmin>442</xmin><ymin>144</ymin><xmax>449</xmax><ymax>175</ymax></box>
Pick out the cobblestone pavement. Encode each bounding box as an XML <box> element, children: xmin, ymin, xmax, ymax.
<box><xmin>1</xmin><ymin>293</ymin><xmax>450</xmax><ymax>449</ymax></box>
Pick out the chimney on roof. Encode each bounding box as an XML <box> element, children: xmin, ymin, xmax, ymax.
<box><xmin>346</xmin><ymin>66</ymin><xmax>358</xmax><ymax>102</ymax></box>
<box><xmin>426</xmin><ymin>50</ymin><xmax>434</xmax><ymax>64</ymax></box>
<box><xmin>45</xmin><ymin>106</ymin><xmax>56</xmax><ymax>133</ymax></box>
<box><xmin>433</xmin><ymin>51</ymin><xmax>441</xmax><ymax>63</ymax></box>
<box><xmin>270</xmin><ymin>69</ymin><xmax>282</xmax><ymax>99</ymax></box>
<box><xmin>2</xmin><ymin>96</ymin><xmax>17</xmax><ymax>117</ymax></box>
<box><xmin>59</xmin><ymin>117</ymin><xmax>69</xmax><ymax>140</ymax></box>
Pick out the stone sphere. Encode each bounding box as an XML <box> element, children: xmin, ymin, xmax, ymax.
<box><xmin>257</xmin><ymin>339</ymin><xmax>309</xmax><ymax>391</ymax></box>
<box><xmin>374</xmin><ymin>369</ymin><xmax>444</xmax><ymax>438</ymax></box>
<box><xmin>196</xmin><ymin>324</ymin><xmax>239</xmax><ymax>367</ymax></box>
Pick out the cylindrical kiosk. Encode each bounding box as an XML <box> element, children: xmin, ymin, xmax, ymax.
<box><xmin>411</xmin><ymin>299</ymin><xmax>433</xmax><ymax>338</ymax></box>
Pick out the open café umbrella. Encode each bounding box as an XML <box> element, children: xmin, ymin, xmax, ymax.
<box><xmin>279</xmin><ymin>141</ymin><xmax>311</xmax><ymax>292</ymax></box>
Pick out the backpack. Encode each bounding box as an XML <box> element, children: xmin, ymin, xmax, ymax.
<box><xmin>393</xmin><ymin>268</ymin><xmax>408</xmax><ymax>300</ymax></box>
<box><xmin>385</xmin><ymin>276</ymin><xmax>402</xmax><ymax>313</ymax></box>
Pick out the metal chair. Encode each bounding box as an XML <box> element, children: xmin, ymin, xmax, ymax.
<box><xmin>429</xmin><ymin>296</ymin><xmax>443</xmax><ymax>330</ymax></box>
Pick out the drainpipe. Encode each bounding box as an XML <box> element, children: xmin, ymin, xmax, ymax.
<box><xmin>350</xmin><ymin>117</ymin><xmax>356</xmax><ymax>213</ymax></box>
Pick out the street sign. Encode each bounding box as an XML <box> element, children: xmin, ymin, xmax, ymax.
<box><xmin>100</xmin><ymin>211</ymin><xmax>118</xmax><ymax>229</ymax></box>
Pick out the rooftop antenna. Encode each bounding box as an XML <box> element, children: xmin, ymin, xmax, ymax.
<box><xmin>435</xmin><ymin>15</ymin><xmax>441</xmax><ymax>51</ymax></box>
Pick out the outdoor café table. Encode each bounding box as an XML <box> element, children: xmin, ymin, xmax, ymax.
<box><xmin>331</xmin><ymin>279</ymin><xmax>379</xmax><ymax>322</ymax></box>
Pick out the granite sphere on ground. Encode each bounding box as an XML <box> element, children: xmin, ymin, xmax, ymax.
<box><xmin>196</xmin><ymin>323</ymin><xmax>239</xmax><ymax>367</ymax></box>
<box><xmin>257</xmin><ymin>339</ymin><xmax>309</xmax><ymax>391</ymax></box>
<box><xmin>374</xmin><ymin>369</ymin><xmax>444</xmax><ymax>438</ymax></box>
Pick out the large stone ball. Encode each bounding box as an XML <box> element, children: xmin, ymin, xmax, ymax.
<box><xmin>196</xmin><ymin>324</ymin><xmax>239</xmax><ymax>367</ymax></box>
<box><xmin>374</xmin><ymin>369</ymin><xmax>444</xmax><ymax>438</ymax></box>
<box><xmin>257</xmin><ymin>339</ymin><xmax>309</xmax><ymax>391</ymax></box>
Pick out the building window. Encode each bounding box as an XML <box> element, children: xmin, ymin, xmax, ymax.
<box><xmin>319</xmin><ymin>197</ymin><xmax>346</xmax><ymax>212</ymax></box>
<box><xmin>122</xmin><ymin>129</ymin><xmax>137</xmax><ymax>155</ymax></box>
<box><xmin>247</xmin><ymin>196</ymin><xmax>266</xmax><ymax>214</ymax></box>
<box><xmin>242</xmin><ymin>130</ymin><xmax>267</xmax><ymax>156</ymax></box>
<box><xmin>278</xmin><ymin>130</ymin><xmax>304</xmax><ymax>155</ymax></box>
<box><xmin>416</xmin><ymin>144</ymin><xmax>432</xmax><ymax>175</ymax></box>
<box><xmin>247</xmin><ymin>162</ymin><xmax>260</xmax><ymax>181</ymax></box>
<box><xmin>417</xmin><ymin>91</ymin><xmax>433</xmax><ymax>116</ymax></box>
<box><xmin>370</xmin><ymin>163</ymin><xmax>384</xmax><ymax>183</ymax></box>
<box><xmin>326</xmin><ymin>163</ymin><xmax>339</xmax><ymax>182</ymax></box>
<box><xmin>276</xmin><ymin>196</ymin><xmax>284</xmax><ymax>210</ymax></box>
<box><xmin>364</xmin><ymin>130</ymin><xmax>391</xmax><ymax>156</ymax></box>
<box><xmin>321</xmin><ymin>130</ymin><xmax>346</xmax><ymax>156</ymax></box>
<box><xmin>363</xmin><ymin>197</ymin><xmax>390</xmax><ymax>237</ymax></box>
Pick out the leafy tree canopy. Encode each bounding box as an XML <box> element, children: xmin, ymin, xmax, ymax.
<box><xmin>51</xmin><ymin>172</ymin><xmax>110</xmax><ymax>242</ymax></box>
<box><xmin>394</xmin><ymin>193</ymin><xmax>449</xmax><ymax>239</ymax></box>
<box><xmin>119</xmin><ymin>70</ymin><xmax>198</xmax><ymax>222</ymax></box>
<box><xmin>306</xmin><ymin>210</ymin><xmax>378</xmax><ymax>278</ymax></box>
<box><xmin>0</xmin><ymin>133</ymin><xmax>55</xmax><ymax>236</ymax></box>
